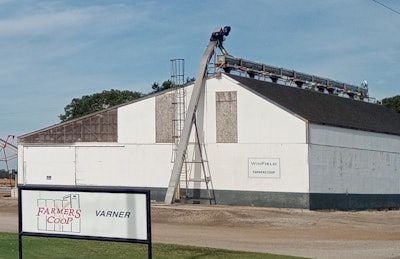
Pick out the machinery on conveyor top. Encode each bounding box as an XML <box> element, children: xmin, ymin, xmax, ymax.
<box><xmin>215</xmin><ymin>54</ymin><xmax>369</xmax><ymax>100</ymax></box>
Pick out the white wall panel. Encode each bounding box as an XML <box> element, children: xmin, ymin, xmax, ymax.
<box><xmin>118</xmin><ymin>98</ymin><xmax>155</xmax><ymax>143</ymax></box>
<box><xmin>205</xmin><ymin>76</ymin><xmax>307</xmax><ymax>144</ymax></box>
<box><xmin>17</xmin><ymin>145</ymin><xmax>24</xmax><ymax>184</ymax></box>
<box><xmin>207</xmin><ymin>143</ymin><xmax>309</xmax><ymax>192</ymax></box>
<box><xmin>118</xmin><ymin>86</ymin><xmax>199</xmax><ymax>144</ymax></box>
<box><xmin>75</xmin><ymin>144</ymin><xmax>173</xmax><ymax>187</ymax></box>
<box><xmin>21</xmin><ymin>146</ymin><xmax>76</xmax><ymax>185</ymax></box>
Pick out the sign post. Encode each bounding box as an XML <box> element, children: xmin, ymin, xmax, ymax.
<box><xmin>18</xmin><ymin>185</ymin><xmax>152</xmax><ymax>259</ymax></box>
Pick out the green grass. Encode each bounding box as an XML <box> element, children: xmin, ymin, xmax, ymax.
<box><xmin>0</xmin><ymin>232</ymin><xmax>305</xmax><ymax>259</ymax></box>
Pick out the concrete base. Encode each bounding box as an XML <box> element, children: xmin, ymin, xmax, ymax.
<box><xmin>150</xmin><ymin>187</ymin><xmax>400</xmax><ymax>211</ymax></box>
<box><xmin>309</xmin><ymin>193</ymin><xmax>400</xmax><ymax>210</ymax></box>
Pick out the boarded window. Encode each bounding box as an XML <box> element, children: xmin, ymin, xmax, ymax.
<box><xmin>216</xmin><ymin>91</ymin><xmax>238</xmax><ymax>143</ymax></box>
<box><xmin>155</xmin><ymin>93</ymin><xmax>174</xmax><ymax>143</ymax></box>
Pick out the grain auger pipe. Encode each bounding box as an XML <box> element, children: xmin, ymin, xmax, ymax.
<box><xmin>164</xmin><ymin>26</ymin><xmax>231</xmax><ymax>204</ymax></box>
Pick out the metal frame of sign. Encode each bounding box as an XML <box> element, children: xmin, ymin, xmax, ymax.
<box><xmin>18</xmin><ymin>185</ymin><xmax>152</xmax><ymax>259</ymax></box>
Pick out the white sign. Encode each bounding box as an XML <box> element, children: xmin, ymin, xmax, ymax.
<box><xmin>20</xmin><ymin>189</ymin><xmax>149</xmax><ymax>241</ymax></box>
<box><xmin>248</xmin><ymin>158</ymin><xmax>280</xmax><ymax>178</ymax></box>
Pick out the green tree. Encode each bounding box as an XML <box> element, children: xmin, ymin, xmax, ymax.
<box><xmin>151</xmin><ymin>80</ymin><xmax>174</xmax><ymax>93</ymax></box>
<box><xmin>0</xmin><ymin>169</ymin><xmax>7</xmax><ymax>178</ymax></box>
<box><xmin>186</xmin><ymin>77</ymin><xmax>195</xmax><ymax>83</ymax></box>
<box><xmin>381</xmin><ymin>95</ymin><xmax>400</xmax><ymax>113</ymax></box>
<box><xmin>151</xmin><ymin>78</ymin><xmax>196</xmax><ymax>93</ymax></box>
<box><xmin>59</xmin><ymin>89</ymin><xmax>143</xmax><ymax>122</ymax></box>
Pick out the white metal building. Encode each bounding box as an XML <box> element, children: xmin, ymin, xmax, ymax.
<box><xmin>18</xmin><ymin>73</ymin><xmax>400</xmax><ymax>210</ymax></box>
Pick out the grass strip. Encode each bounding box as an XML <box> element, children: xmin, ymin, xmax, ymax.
<box><xmin>0</xmin><ymin>232</ymin><xmax>305</xmax><ymax>259</ymax></box>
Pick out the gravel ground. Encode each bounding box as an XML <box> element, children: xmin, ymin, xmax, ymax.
<box><xmin>1</xmin><ymin>196</ymin><xmax>400</xmax><ymax>259</ymax></box>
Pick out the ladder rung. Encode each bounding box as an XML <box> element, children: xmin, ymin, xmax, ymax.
<box><xmin>188</xmin><ymin>178</ymin><xmax>211</xmax><ymax>182</ymax></box>
<box><xmin>184</xmin><ymin>161</ymin><xmax>208</xmax><ymax>164</ymax></box>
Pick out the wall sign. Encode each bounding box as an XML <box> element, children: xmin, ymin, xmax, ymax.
<box><xmin>248</xmin><ymin>158</ymin><xmax>280</xmax><ymax>178</ymax></box>
<box><xmin>18</xmin><ymin>185</ymin><xmax>152</xmax><ymax>258</ymax></box>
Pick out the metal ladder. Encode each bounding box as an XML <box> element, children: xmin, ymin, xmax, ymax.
<box><xmin>171</xmin><ymin>59</ymin><xmax>188</xmax><ymax>200</ymax></box>
<box><xmin>185</xmin><ymin>121</ymin><xmax>216</xmax><ymax>204</ymax></box>
<box><xmin>173</xmin><ymin>117</ymin><xmax>216</xmax><ymax>204</ymax></box>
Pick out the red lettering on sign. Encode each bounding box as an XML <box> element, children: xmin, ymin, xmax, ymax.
<box><xmin>36</xmin><ymin>207</ymin><xmax>82</xmax><ymax>219</ymax></box>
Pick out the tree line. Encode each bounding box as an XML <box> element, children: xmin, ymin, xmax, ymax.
<box><xmin>381</xmin><ymin>95</ymin><xmax>400</xmax><ymax>114</ymax></box>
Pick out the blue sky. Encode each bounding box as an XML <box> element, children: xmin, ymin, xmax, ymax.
<box><xmin>0</xmin><ymin>0</ymin><xmax>399</xmax><ymax>139</ymax></box>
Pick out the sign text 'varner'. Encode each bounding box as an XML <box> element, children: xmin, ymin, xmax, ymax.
<box><xmin>95</xmin><ymin>210</ymin><xmax>131</xmax><ymax>218</ymax></box>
